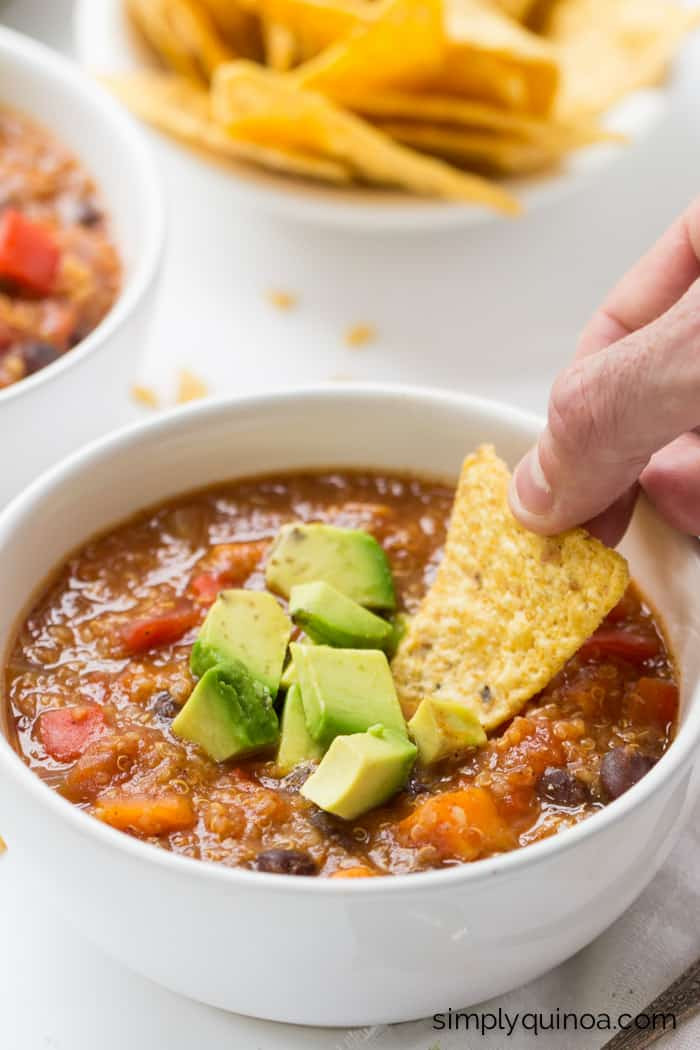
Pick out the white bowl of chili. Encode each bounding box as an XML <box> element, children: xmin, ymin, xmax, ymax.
<box><xmin>0</xmin><ymin>26</ymin><xmax>163</xmax><ymax>506</ymax></box>
<box><xmin>0</xmin><ymin>385</ymin><xmax>698</xmax><ymax>1026</ymax></box>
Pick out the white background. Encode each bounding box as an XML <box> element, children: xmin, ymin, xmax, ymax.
<box><xmin>2</xmin><ymin>2</ymin><xmax>700</xmax><ymax>1047</ymax></box>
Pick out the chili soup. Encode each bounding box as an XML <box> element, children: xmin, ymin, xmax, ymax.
<box><xmin>0</xmin><ymin>104</ymin><xmax>121</xmax><ymax>389</ymax></box>
<box><xmin>3</xmin><ymin>466</ymin><xmax>677</xmax><ymax>877</ymax></box>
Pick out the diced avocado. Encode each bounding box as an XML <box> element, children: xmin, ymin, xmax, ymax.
<box><xmin>276</xmin><ymin>684</ymin><xmax>325</xmax><ymax>774</ymax></box>
<box><xmin>289</xmin><ymin>581</ymin><xmax>393</xmax><ymax>650</ymax></box>
<box><xmin>265</xmin><ymin>523</ymin><xmax>396</xmax><ymax>610</ymax></box>
<box><xmin>301</xmin><ymin>724</ymin><xmax>416</xmax><ymax>819</ymax></box>
<box><xmin>385</xmin><ymin>611</ymin><xmax>411</xmax><ymax>659</ymax></box>
<box><xmin>279</xmin><ymin>638</ymin><xmax>319</xmax><ymax>691</ymax></box>
<box><xmin>408</xmin><ymin>697</ymin><xmax>487</xmax><ymax>765</ymax></box>
<box><xmin>292</xmin><ymin>643</ymin><xmax>407</xmax><ymax>747</ymax></box>
<box><xmin>190</xmin><ymin>589</ymin><xmax>290</xmax><ymax>694</ymax></box>
<box><xmin>172</xmin><ymin>663</ymin><xmax>279</xmax><ymax>762</ymax></box>
<box><xmin>279</xmin><ymin>658</ymin><xmax>297</xmax><ymax>691</ymax></box>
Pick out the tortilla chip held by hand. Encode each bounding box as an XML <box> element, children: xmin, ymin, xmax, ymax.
<box><xmin>391</xmin><ymin>446</ymin><xmax>630</xmax><ymax>730</ymax></box>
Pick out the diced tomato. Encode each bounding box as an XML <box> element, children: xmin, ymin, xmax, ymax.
<box><xmin>578</xmin><ymin>627</ymin><xmax>661</xmax><ymax>664</ymax></box>
<box><xmin>37</xmin><ymin>704</ymin><xmax>105</xmax><ymax>763</ymax></box>
<box><xmin>0</xmin><ymin>209</ymin><xmax>61</xmax><ymax>295</ymax></box>
<box><xmin>627</xmin><ymin>677</ymin><xmax>679</xmax><ymax>728</ymax></box>
<box><xmin>189</xmin><ymin>572</ymin><xmax>225</xmax><ymax>605</ymax></box>
<box><xmin>94</xmin><ymin>794</ymin><xmax>196</xmax><ymax>837</ymax></box>
<box><xmin>121</xmin><ymin>601</ymin><xmax>200</xmax><ymax>654</ymax></box>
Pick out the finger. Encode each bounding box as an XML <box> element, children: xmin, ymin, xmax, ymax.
<box><xmin>508</xmin><ymin>278</ymin><xmax>700</xmax><ymax>535</ymax></box>
<box><xmin>577</xmin><ymin>195</ymin><xmax>700</xmax><ymax>359</ymax></box>
<box><xmin>583</xmin><ymin>485</ymin><xmax>640</xmax><ymax>547</ymax></box>
<box><xmin>640</xmin><ymin>431</ymin><xmax>700</xmax><ymax>534</ymax></box>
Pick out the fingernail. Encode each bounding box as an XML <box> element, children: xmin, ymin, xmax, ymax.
<box><xmin>509</xmin><ymin>446</ymin><xmax>554</xmax><ymax>519</ymax></box>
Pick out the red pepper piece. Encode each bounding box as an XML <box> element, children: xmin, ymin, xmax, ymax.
<box><xmin>0</xmin><ymin>210</ymin><xmax>61</xmax><ymax>295</ymax></box>
<box><xmin>121</xmin><ymin>602</ymin><xmax>200</xmax><ymax>655</ymax></box>
<box><xmin>38</xmin><ymin>705</ymin><xmax>105</xmax><ymax>763</ymax></box>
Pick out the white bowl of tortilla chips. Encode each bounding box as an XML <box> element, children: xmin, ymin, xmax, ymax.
<box><xmin>75</xmin><ymin>0</ymin><xmax>699</xmax><ymax>229</ymax></box>
<box><xmin>1</xmin><ymin>384</ymin><xmax>699</xmax><ymax>1023</ymax></box>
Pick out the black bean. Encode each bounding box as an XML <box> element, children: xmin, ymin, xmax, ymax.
<box><xmin>66</xmin><ymin>198</ymin><xmax>103</xmax><ymax>227</ymax></box>
<box><xmin>404</xmin><ymin>769</ymin><xmax>431</xmax><ymax>798</ymax></box>
<box><xmin>600</xmin><ymin>748</ymin><xmax>656</xmax><ymax>800</ymax></box>
<box><xmin>20</xmin><ymin>342</ymin><xmax>61</xmax><ymax>375</ymax></box>
<box><xmin>537</xmin><ymin>766</ymin><xmax>589</xmax><ymax>807</ymax></box>
<box><xmin>308</xmin><ymin>808</ymin><xmax>355</xmax><ymax>846</ymax></box>
<box><xmin>68</xmin><ymin>325</ymin><xmax>90</xmax><ymax>348</ymax></box>
<box><xmin>149</xmin><ymin>690</ymin><xmax>179</xmax><ymax>721</ymax></box>
<box><xmin>254</xmin><ymin>849</ymin><xmax>317</xmax><ymax>876</ymax></box>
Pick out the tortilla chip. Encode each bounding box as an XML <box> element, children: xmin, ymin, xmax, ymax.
<box><xmin>391</xmin><ymin>446</ymin><xmax>629</xmax><ymax>730</ymax></box>
<box><xmin>166</xmin><ymin>0</ymin><xmax>236</xmax><ymax>74</ymax></box>
<box><xmin>197</xmin><ymin>0</ymin><xmax>264</xmax><ymax>59</ymax></box>
<box><xmin>491</xmin><ymin>0</ymin><xmax>537</xmax><ymax>20</ymax></box>
<box><xmin>337</xmin><ymin>87</ymin><xmax>611</xmax><ymax>151</ymax></box>
<box><xmin>376</xmin><ymin>119</ymin><xmax>617</xmax><ymax>173</ymax></box>
<box><xmin>376</xmin><ymin>122</ymin><xmax>567</xmax><ymax>174</ymax></box>
<box><xmin>213</xmin><ymin>61</ymin><xmax>522</xmax><ymax>208</ymax></box>
<box><xmin>263</xmin><ymin>18</ymin><xmax>300</xmax><ymax>68</ymax></box>
<box><xmin>106</xmin><ymin>72</ymin><xmax>352</xmax><ymax>182</ymax></box>
<box><xmin>126</xmin><ymin>0</ymin><xmax>234</xmax><ymax>81</ymax></box>
<box><xmin>127</xmin><ymin>0</ymin><xmax>204</xmax><ymax>81</ymax></box>
<box><xmin>294</xmin><ymin>0</ymin><xmax>445</xmax><ymax>95</ymax></box>
<box><xmin>545</xmin><ymin>0</ymin><xmax>700</xmax><ymax>119</ymax></box>
<box><xmin>259</xmin><ymin>0</ymin><xmax>371</xmax><ymax>62</ymax></box>
<box><xmin>433</xmin><ymin>0</ymin><xmax>560</xmax><ymax>115</ymax></box>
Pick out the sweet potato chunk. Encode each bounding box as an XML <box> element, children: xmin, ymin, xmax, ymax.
<box><xmin>398</xmin><ymin>787</ymin><xmax>515</xmax><ymax>861</ymax></box>
<box><xmin>63</xmin><ymin>734</ymin><xmax>140</xmax><ymax>802</ymax></box>
<box><xmin>94</xmin><ymin>794</ymin><xmax>196</xmax><ymax>837</ymax></box>
<box><xmin>330</xmin><ymin>866</ymin><xmax>378</xmax><ymax>879</ymax></box>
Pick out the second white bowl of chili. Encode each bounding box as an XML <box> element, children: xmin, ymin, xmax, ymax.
<box><xmin>0</xmin><ymin>26</ymin><xmax>163</xmax><ymax>506</ymax></box>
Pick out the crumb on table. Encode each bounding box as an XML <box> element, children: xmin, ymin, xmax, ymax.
<box><xmin>344</xmin><ymin>323</ymin><xmax>376</xmax><ymax>348</ymax></box>
<box><xmin>131</xmin><ymin>384</ymin><xmax>160</xmax><ymax>409</ymax></box>
<box><xmin>177</xmin><ymin>369</ymin><xmax>209</xmax><ymax>403</ymax></box>
<box><xmin>267</xmin><ymin>289</ymin><xmax>298</xmax><ymax>310</ymax></box>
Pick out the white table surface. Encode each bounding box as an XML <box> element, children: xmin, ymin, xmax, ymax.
<box><xmin>2</xmin><ymin>2</ymin><xmax>700</xmax><ymax>1047</ymax></box>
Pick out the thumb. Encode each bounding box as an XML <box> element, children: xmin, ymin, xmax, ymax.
<box><xmin>508</xmin><ymin>281</ymin><xmax>700</xmax><ymax>535</ymax></box>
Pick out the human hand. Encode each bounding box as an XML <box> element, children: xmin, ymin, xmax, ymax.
<box><xmin>508</xmin><ymin>197</ymin><xmax>700</xmax><ymax>546</ymax></box>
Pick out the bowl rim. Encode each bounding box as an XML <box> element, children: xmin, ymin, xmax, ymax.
<box><xmin>1</xmin><ymin>383</ymin><xmax>698</xmax><ymax>894</ymax></box>
<box><xmin>0</xmin><ymin>25</ymin><xmax>164</xmax><ymax>407</ymax></box>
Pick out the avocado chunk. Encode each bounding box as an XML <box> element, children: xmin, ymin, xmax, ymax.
<box><xmin>408</xmin><ymin>697</ymin><xmax>487</xmax><ymax>765</ymax></box>
<box><xmin>276</xmin><ymin>684</ymin><xmax>325</xmax><ymax>774</ymax></box>
<box><xmin>301</xmin><ymin>724</ymin><xmax>417</xmax><ymax>819</ymax></box>
<box><xmin>279</xmin><ymin>658</ymin><xmax>297</xmax><ymax>691</ymax></box>
<box><xmin>172</xmin><ymin>663</ymin><xmax>279</xmax><ymax>762</ymax></box>
<box><xmin>190</xmin><ymin>589</ymin><xmax>290</xmax><ymax>695</ymax></box>
<box><xmin>265</xmin><ymin>523</ymin><xmax>396</xmax><ymax>610</ymax></box>
<box><xmin>279</xmin><ymin>637</ymin><xmax>319</xmax><ymax>691</ymax></box>
<box><xmin>385</xmin><ymin>611</ymin><xmax>411</xmax><ymax>659</ymax></box>
<box><xmin>289</xmin><ymin>581</ymin><xmax>393</xmax><ymax>650</ymax></box>
<box><xmin>292</xmin><ymin>643</ymin><xmax>407</xmax><ymax>747</ymax></box>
